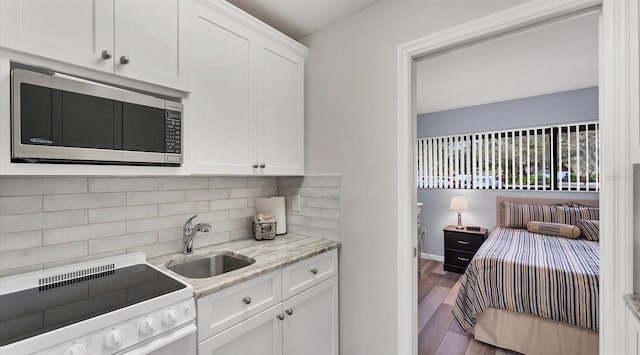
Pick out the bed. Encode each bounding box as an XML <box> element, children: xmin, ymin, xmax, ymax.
<box><xmin>452</xmin><ymin>197</ymin><xmax>599</xmax><ymax>355</ymax></box>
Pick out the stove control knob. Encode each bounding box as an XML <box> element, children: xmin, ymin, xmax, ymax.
<box><xmin>63</xmin><ymin>344</ymin><xmax>87</xmax><ymax>355</ymax></box>
<box><xmin>104</xmin><ymin>329</ymin><xmax>125</xmax><ymax>349</ymax></box>
<box><xmin>139</xmin><ymin>317</ymin><xmax>157</xmax><ymax>335</ymax></box>
<box><xmin>162</xmin><ymin>309</ymin><xmax>178</xmax><ymax>326</ymax></box>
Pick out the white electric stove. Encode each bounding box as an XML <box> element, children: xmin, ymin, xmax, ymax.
<box><xmin>0</xmin><ymin>252</ymin><xmax>196</xmax><ymax>355</ymax></box>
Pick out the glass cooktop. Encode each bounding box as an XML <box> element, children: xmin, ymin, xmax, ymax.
<box><xmin>0</xmin><ymin>264</ymin><xmax>186</xmax><ymax>346</ymax></box>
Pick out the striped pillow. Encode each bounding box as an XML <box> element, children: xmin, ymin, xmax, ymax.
<box><xmin>578</xmin><ymin>219</ymin><xmax>600</xmax><ymax>241</ymax></box>
<box><xmin>527</xmin><ymin>221</ymin><xmax>582</xmax><ymax>239</ymax></box>
<box><xmin>502</xmin><ymin>202</ymin><xmax>562</xmax><ymax>228</ymax></box>
<box><xmin>556</xmin><ymin>206</ymin><xmax>599</xmax><ymax>226</ymax></box>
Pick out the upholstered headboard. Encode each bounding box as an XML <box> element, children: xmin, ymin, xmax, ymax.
<box><xmin>496</xmin><ymin>196</ymin><xmax>599</xmax><ymax>226</ymax></box>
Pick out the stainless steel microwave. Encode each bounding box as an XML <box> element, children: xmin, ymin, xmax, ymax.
<box><xmin>11</xmin><ymin>68</ymin><xmax>182</xmax><ymax>166</ymax></box>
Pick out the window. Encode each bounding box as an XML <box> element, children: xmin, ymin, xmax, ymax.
<box><xmin>417</xmin><ymin>122</ymin><xmax>599</xmax><ymax>191</ymax></box>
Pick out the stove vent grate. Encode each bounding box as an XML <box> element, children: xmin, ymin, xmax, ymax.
<box><xmin>38</xmin><ymin>263</ymin><xmax>115</xmax><ymax>291</ymax></box>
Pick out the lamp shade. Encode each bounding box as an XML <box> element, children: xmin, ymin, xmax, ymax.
<box><xmin>449</xmin><ymin>196</ymin><xmax>469</xmax><ymax>211</ymax></box>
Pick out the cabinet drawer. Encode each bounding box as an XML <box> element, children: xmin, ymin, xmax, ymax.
<box><xmin>282</xmin><ymin>249</ymin><xmax>338</xmax><ymax>299</ymax></box>
<box><xmin>445</xmin><ymin>249</ymin><xmax>475</xmax><ymax>268</ymax></box>
<box><xmin>444</xmin><ymin>231</ymin><xmax>483</xmax><ymax>252</ymax></box>
<box><xmin>197</xmin><ymin>270</ymin><xmax>282</xmax><ymax>341</ymax></box>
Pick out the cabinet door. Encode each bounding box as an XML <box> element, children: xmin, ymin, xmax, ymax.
<box><xmin>0</xmin><ymin>0</ymin><xmax>114</xmax><ymax>73</ymax></box>
<box><xmin>256</xmin><ymin>41</ymin><xmax>305</xmax><ymax>175</ymax></box>
<box><xmin>189</xmin><ymin>3</ymin><xmax>256</xmax><ymax>174</ymax></box>
<box><xmin>198</xmin><ymin>304</ymin><xmax>283</xmax><ymax>355</ymax></box>
<box><xmin>631</xmin><ymin>0</ymin><xmax>640</xmax><ymax>164</ymax></box>
<box><xmin>113</xmin><ymin>0</ymin><xmax>190</xmax><ymax>90</ymax></box>
<box><xmin>282</xmin><ymin>276</ymin><xmax>338</xmax><ymax>355</ymax></box>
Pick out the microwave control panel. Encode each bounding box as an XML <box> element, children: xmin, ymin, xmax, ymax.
<box><xmin>165</xmin><ymin>111</ymin><xmax>181</xmax><ymax>155</ymax></box>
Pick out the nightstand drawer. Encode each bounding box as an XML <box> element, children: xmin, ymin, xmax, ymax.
<box><xmin>445</xmin><ymin>249</ymin><xmax>475</xmax><ymax>267</ymax></box>
<box><xmin>444</xmin><ymin>231</ymin><xmax>483</xmax><ymax>252</ymax></box>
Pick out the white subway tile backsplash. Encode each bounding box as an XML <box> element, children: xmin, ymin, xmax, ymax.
<box><xmin>210</xmin><ymin>177</ymin><xmax>248</xmax><ymax>188</ymax></box>
<box><xmin>209</xmin><ymin>198</ymin><xmax>247</xmax><ymax>211</ymax></box>
<box><xmin>193</xmin><ymin>232</ymin><xmax>229</xmax><ymax>248</ymax></box>
<box><xmin>0</xmin><ymin>230</ymin><xmax>42</xmax><ymax>252</ymax></box>
<box><xmin>0</xmin><ymin>175</ymin><xmax>340</xmax><ymax>274</ymax></box>
<box><xmin>185</xmin><ymin>189</ymin><xmax>229</xmax><ymax>202</ymax></box>
<box><xmin>89</xmin><ymin>231</ymin><xmax>157</xmax><ymax>254</ymax></box>
<box><xmin>44</xmin><ymin>222</ymin><xmax>126</xmax><ymax>245</ymax></box>
<box><xmin>248</xmin><ymin>177</ymin><xmax>277</xmax><ymax>187</ymax></box>
<box><xmin>128</xmin><ymin>240</ymin><xmax>181</xmax><ymax>258</ymax></box>
<box><xmin>158</xmin><ymin>177</ymin><xmax>209</xmax><ymax>191</ymax></box>
<box><xmin>158</xmin><ymin>228</ymin><xmax>182</xmax><ymax>243</ymax></box>
<box><xmin>0</xmin><ymin>196</ymin><xmax>42</xmax><ymax>215</ymax></box>
<box><xmin>229</xmin><ymin>207</ymin><xmax>255</xmax><ymax>219</ymax></box>
<box><xmin>88</xmin><ymin>205</ymin><xmax>157</xmax><ymax>223</ymax></box>
<box><xmin>229</xmin><ymin>187</ymin><xmax>264</xmax><ymax>198</ymax></box>
<box><xmin>0</xmin><ymin>177</ymin><xmax>87</xmax><ymax>196</ymax></box>
<box><xmin>0</xmin><ymin>210</ymin><xmax>87</xmax><ymax>234</ymax></box>
<box><xmin>126</xmin><ymin>215</ymin><xmax>187</xmax><ymax>234</ymax></box>
<box><xmin>89</xmin><ymin>177</ymin><xmax>157</xmax><ymax>192</ymax></box>
<box><xmin>43</xmin><ymin>193</ymin><xmax>125</xmax><ymax>211</ymax></box>
<box><xmin>127</xmin><ymin>191</ymin><xmax>184</xmax><ymax>205</ymax></box>
<box><xmin>0</xmin><ymin>241</ymin><xmax>87</xmax><ymax>270</ymax></box>
<box><xmin>158</xmin><ymin>201</ymin><xmax>208</xmax><ymax>217</ymax></box>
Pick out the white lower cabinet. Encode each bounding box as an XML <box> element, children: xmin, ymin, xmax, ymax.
<box><xmin>196</xmin><ymin>250</ymin><xmax>339</xmax><ymax>355</ymax></box>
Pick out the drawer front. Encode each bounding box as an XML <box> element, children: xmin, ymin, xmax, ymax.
<box><xmin>282</xmin><ymin>249</ymin><xmax>338</xmax><ymax>299</ymax></box>
<box><xmin>197</xmin><ymin>270</ymin><xmax>282</xmax><ymax>341</ymax></box>
<box><xmin>444</xmin><ymin>231</ymin><xmax>483</xmax><ymax>252</ymax></box>
<box><xmin>445</xmin><ymin>249</ymin><xmax>475</xmax><ymax>268</ymax></box>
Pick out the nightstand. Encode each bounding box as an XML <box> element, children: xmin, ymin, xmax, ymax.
<box><xmin>443</xmin><ymin>225</ymin><xmax>488</xmax><ymax>273</ymax></box>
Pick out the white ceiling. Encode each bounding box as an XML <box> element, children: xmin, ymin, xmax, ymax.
<box><xmin>226</xmin><ymin>0</ymin><xmax>383</xmax><ymax>40</ymax></box>
<box><xmin>416</xmin><ymin>13</ymin><xmax>599</xmax><ymax>114</ymax></box>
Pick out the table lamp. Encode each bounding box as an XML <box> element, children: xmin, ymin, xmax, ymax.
<box><xmin>449</xmin><ymin>196</ymin><xmax>469</xmax><ymax>229</ymax></box>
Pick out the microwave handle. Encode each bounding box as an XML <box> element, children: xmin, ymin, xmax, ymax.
<box><xmin>120</xmin><ymin>323</ymin><xmax>196</xmax><ymax>354</ymax></box>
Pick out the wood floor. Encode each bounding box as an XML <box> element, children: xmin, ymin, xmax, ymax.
<box><xmin>417</xmin><ymin>259</ymin><xmax>519</xmax><ymax>355</ymax></box>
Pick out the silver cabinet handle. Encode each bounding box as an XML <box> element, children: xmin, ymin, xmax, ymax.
<box><xmin>101</xmin><ymin>50</ymin><xmax>112</xmax><ymax>60</ymax></box>
<box><xmin>310</xmin><ymin>268</ymin><xmax>318</xmax><ymax>275</ymax></box>
<box><xmin>242</xmin><ymin>297</ymin><xmax>251</xmax><ymax>304</ymax></box>
<box><xmin>252</xmin><ymin>163</ymin><xmax>259</xmax><ymax>168</ymax></box>
<box><xmin>457</xmin><ymin>240</ymin><xmax>470</xmax><ymax>245</ymax></box>
<box><xmin>259</xmin><ymin>163</ymin><xmax>266</xmax><ymax>168</ymax></box>
<box><xmin>285</xmin><ymin>308</ymin><xmax>293</xmax><ymax>316</ymax></box>
<box><xmin>277</xmin><ymin>313</ymin><xmax>285</xmax><ymax>320</ymax></box>
<box><xmin>457</xmin><ymin>257</ymin><xmax>470</xmax><ymax>262</ymax></box>
<box><xmin>120</xmin><ymin>56</ymin><xmax>130</xmax><ymax>65</ymax></box>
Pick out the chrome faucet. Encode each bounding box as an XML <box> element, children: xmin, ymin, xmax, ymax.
<box><xmin>183</xmin><ymin>215</ymin><xmax>211</xmax><ymax>254</ymax></box>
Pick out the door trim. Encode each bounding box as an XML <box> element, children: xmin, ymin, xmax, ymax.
<box><xmin>396</xmin><ymin>0</ymin><xmax>634</xmax><ymax>354</ymax></box>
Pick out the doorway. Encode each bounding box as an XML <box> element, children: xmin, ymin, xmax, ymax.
<box><xmin>396</xmin><ymin>1</ymin><xmax>635</xmax><ymax>355</ymax></box>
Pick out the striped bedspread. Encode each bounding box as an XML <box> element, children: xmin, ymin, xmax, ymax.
<box><xmin>453</xmin><ymin>227</ymin><xmax>599</xmax><ymax>332</ymax></box>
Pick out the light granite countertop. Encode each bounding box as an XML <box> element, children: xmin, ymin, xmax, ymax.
<box><xmin>624</xmin><ymin>294</ymin><xmax>640</xmax><ymax>322</ymax></box>
<box><xmin>149</xmin><ymin>234</ymin><xmax>340</xmax><ymax>299</ymax></box>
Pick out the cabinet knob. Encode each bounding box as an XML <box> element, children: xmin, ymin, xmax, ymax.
<box><xmin>101</xmin><ymin>50</ymin><xmax>112</xmax><ymax>60</ymax></box>
<box><xmin>277</xmin><ymin>313</ymin><xmax>285</xmax><ymax>320</ymax></box>
<box><xmin>285</xmin><ymin>308</ymin><xmax>293</xmax><ymax>316</ymax></box>
<box><xmin>259</xmin><ymin>163</ymin><xmax>266</xmax><ymax>168</ymax></box>
<box><xmin>310</xmin><ymin>268</ymin><xmax>318</xmax><ymax>275</ymax></box>
<box><xmin>120</xmin><ymin>56</ymin><xmax>130</xmax><ymax>65</ymax></box>
<box><xmin>242</xmin><ymin>297</ymin><xmax>252</xmax><ymax>304</ymax></box>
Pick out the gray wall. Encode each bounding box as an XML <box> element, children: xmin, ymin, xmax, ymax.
<box><xmin>417</xmin><ymin>87</ymin><xmax>599</xmax><ymax>257</ymax></box>
<box><xmin>417</xmin><ymin>87</ymin><xmax>598</xmax><ymax>137</ymax></box>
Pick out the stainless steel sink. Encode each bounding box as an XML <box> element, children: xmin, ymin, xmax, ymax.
<box><xmin>166</xmin><ymin>252</ymin><xmax>255</xmax><ymax>279</ymax></box>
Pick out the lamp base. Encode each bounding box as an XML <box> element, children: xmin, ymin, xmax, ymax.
<box><xmin>456</xmin><ymin>211</ymin><xmax>463</xmax><ymax>229</ymax></box>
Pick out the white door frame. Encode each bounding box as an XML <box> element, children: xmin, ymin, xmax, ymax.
<box><xmin>396</xmin><ymin>1</ymin><xmax>635</xmax><ymax>354</ymax></box>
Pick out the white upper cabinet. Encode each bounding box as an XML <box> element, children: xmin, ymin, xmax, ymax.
<box><xmin>0</xmin><ymin>0</ymin><xmax>190</xmax><ymax>91</ymax></box>
<box><xmin>631</xmin><ymin>0</ymin><xmax>640</xmax><ymax>164</ymax></box>
<box><xmin>190</xmin><ymin>0</ymin><xmax>307</xmax><ymax>176</ymax></box>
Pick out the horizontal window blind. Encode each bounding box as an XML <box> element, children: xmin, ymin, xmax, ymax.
<box><xmin>417</xmin><ymin>122</ymin><xmax>599</xmax><ymax>191</ymax></box>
